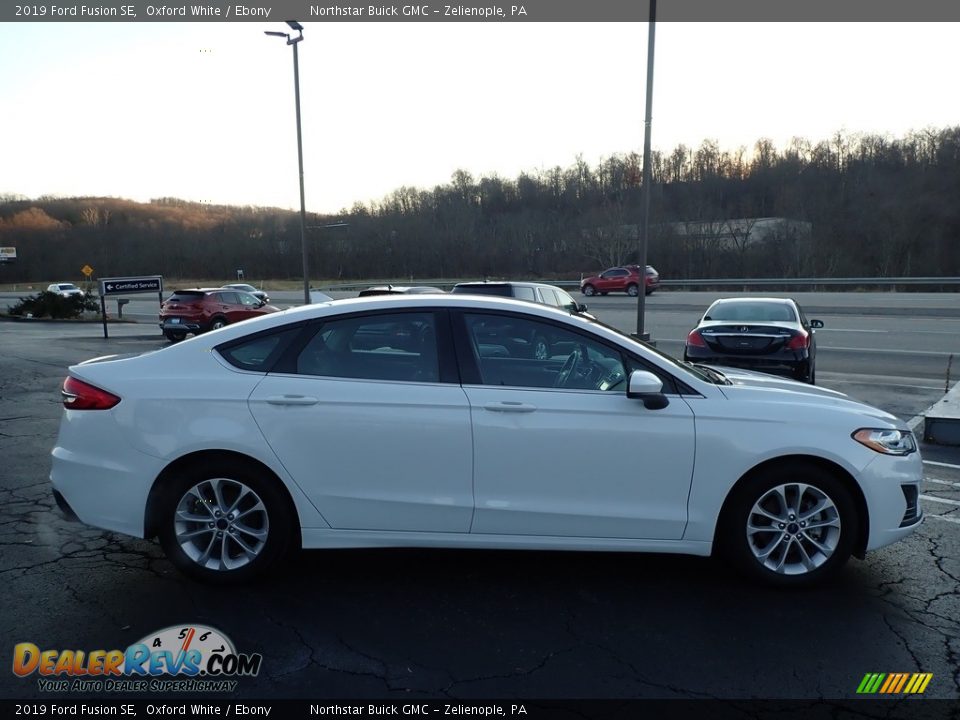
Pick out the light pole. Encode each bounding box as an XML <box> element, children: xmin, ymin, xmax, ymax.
<box><xmin>635</xmin><ymin>0</ymin><xmax>656</xmax><ymax>342</ymax></box>
<box><xmin>265</xmin><ymin>21</ymin><xmax>311</xmax><ymax>305</ymax></box>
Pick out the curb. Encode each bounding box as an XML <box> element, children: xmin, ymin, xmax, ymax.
<box><xmin>923</xmin><ymin>380</ymin><xmax>960</xmax><ymax>446</ymax></box>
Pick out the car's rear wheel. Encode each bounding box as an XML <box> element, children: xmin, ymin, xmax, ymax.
<box><xmin>209</xmin><ymin>316</ymin><xmax>228</xmax><ymax>331</ymax></box>
<box><xmin>626</xmin><ymin>283</ymin><xmax>640</xmax><ymax>297</ymax></box>
<box><xmin>164</xmin><ymin>330</ymin><xmax>187</xmax><ymax>343</ymax></box>
<box><xmin>721</xmin><ymin>463</ymin><xmax>857</xmax><ymax>587</ymax></box>
<box><xmin>157</xmin><ymin>459</ymin><xmax>295</xmax><ymax>584</ymax></box>
<box><xmin>582</xmin><ymin>284</ymin><xmax>596</xmax><ymax>297</ymax></box>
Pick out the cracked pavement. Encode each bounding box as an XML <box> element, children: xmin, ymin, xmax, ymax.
<box><xmin>1</xmin><ymin>321</ymin><xmax>959</xmax><ymax>701</ymax></box>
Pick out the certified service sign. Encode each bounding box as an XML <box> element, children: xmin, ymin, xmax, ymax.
<box><xmin>100</xmin><ymin>275</ymin><xmax>163</xmax><ymax>296</ymax></box>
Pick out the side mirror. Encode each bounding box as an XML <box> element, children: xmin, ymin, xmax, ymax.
<box><xmin>626</xmin><ymin>370</ymin><xmax>669</xmax><ymax>409</ymax></box>
<box><xmin>577</xmin><ymin>303</ymin><xmax>588</xmax><ymax>313</ymax></box>
<box><xmin>810</xmin><ymin>319</ymin><xmax>824</xmax><ymax>329</ymax></box>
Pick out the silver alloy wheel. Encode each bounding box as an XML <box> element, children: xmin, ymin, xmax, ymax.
<box><xmin>211</xmin><ymin>319</ymin><xmax>227</xmax><ymax>330</ymax></box>
<box><xmin>173</xmin><ymin>477</ymin><xmax>270</xmax><ymax>572</ymax></box>
<box><xmin>746</xmin><ymin>482</ymin><xmax>841</xmax><ymax>575</ymax></box>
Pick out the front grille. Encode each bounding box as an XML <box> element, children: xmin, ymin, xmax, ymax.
<box><xmin>900</xmin><ymin>484</ymin><xmax>920</xmax><ymax>527</ymax></box>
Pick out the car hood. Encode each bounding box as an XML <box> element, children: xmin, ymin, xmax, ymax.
<box><xmin>707</xmin><ymin>365</ymin><xmax>905</xmax><ymax>429</ymax></box>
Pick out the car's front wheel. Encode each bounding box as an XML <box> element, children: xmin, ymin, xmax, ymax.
<box><xmin>721</xmin><ymin>463</ymin><xmax>858</xmax><ymax>587</ymax></box>
<box><xmin>157</xmin><ymin>459</ymin><xmax>296</xmax><ymax>584</ymax></box>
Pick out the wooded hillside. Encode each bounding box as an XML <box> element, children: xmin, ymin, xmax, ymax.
<box><xmin>2</xmin><ymin>127</ymin><xmax>958</xmax><ymax>283</ymax></box>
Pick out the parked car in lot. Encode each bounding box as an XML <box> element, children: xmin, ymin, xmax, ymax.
<box><xmin>580</xmin><ymin>265</ymin><xmax>660</xmax><ymax>297</ymax></box>
<box><xmin>158</xmin><ymin>288</ymin><xmax>279</xmax><ymax>342</ymax></box>
<box><xmin>309</xmin><ymin>289</ymin><xmax>335</xmax><ymax>304</ymax></box>
<box><xmin>46</xmin><ymin>283</ymin><xmax>85</xmax><ymax>298</ymax></box>
<box><xmin>451</xmin><ymin>281</ymin><xmax>594</xmax><ymax>358</ymax></box>
<box><xmin>683</xmin><ymin>297</ymin><xmax>822</xmax><ymax>384</ymax></box>
<box><xmin>358</xmin><ymin>285</ymin><xmax>445</xmax><ymax>296</ymax></box>
<box><xmin>53</xmin><ymin>294</ymin><xmax>921</xmax><ymax>587</ymax></box>
<box><xmin>451</xmin><ymin>281</ymin><xmax>591</xmax><ymax>316</ymax></box>
<box><xmin>224</xmin><ymin>283</ymin><xmax>270</xmax><ymax>304</ymax></box>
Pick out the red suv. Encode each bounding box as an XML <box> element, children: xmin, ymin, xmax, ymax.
<box><xmin>580</xmin><ymin>265</ymin><xmax>660</xmax><ymax>297</ymax></box>
<box><xmin>159</xmin><ymin>288</ymin><xmax>279</xmax><ymax>342</ymax></box>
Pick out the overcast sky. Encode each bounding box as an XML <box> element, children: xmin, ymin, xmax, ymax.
<box><xmin>1</xmin><ymin>22</ymin><xmax>958</xmax><ymax>214</ymax></box>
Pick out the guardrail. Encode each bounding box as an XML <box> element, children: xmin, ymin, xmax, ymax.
<box><xmin>317</xmin><ymin>276</ymin><xmax>960</xmax><ymax>291</ymax></box>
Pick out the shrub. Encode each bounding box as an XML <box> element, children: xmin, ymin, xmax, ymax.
<box><xmin>6</xmin><ymin>291</ymin><xmax>101</xmax><ymax>319</ymax></box>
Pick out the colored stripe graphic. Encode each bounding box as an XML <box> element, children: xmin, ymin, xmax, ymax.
<box><xmin>857</xmin><ymin>672</ymin><xmax>932</xmax><ymax>694</ymax></box>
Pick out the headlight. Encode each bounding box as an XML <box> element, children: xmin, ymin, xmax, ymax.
<box><xmin>852</xmin><ymin>428</ymin><xmax>916</xmax><ymax>455</ymax></box>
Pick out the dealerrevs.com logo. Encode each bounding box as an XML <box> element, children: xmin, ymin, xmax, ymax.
<box><xmin>13</xmin><ymin>625</ymin><xmax>262</xmax><ymax>693</ymax></box>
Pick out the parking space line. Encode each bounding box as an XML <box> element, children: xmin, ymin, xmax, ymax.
<box><xmin>928</xmin><ymin>515</ymin><xmax>960</xmax><ymax>525</ymax></box>
<box><xmin>921</xmin><ymin>495</ymin><xmax>960</xmax><ymax>507</ymax></box>
<box><xmin>926</xmin><ymin>478</ymin><xmax>960</xmax><ymax>489</ymax></box>
<box><xmin>924</xmin><ymin>460</ymin><xmax>960</xmax><ymax>470</ymax></box>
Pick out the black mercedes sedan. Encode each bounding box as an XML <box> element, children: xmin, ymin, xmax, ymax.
<box><xmin>682</xmin><ymin>297</ymin><xmax>824</xmax><ymax>384</ymax></box>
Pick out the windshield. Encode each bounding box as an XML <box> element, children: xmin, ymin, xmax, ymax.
<box><xmin>706</xmin><ymin>301</ymin><xmax>796</xmax><ymax>322</ymax></box>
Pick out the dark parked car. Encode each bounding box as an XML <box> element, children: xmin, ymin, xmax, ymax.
<box><xmin>159</xmin><ymin>288</ymin><xmax>279</xmax><ymax>342</ymax></box>
<box><xmin>224</xmin><ymin>283</ymin><xmax>270</xmax><ymax>303</ymax></box>
<box><xmin>683</xmin><ymin>297</ymin><xmax>823</xmax><ymax>384</ymax></box>
<box><xmin>358</xmin><ymin>285</ymin><xmax>445</xmax><ymax>297</ymax></box>
<box><xmin>580</xmin><ymin>265</ymin><xmax>660</xmax><ymax>297</ymax></box>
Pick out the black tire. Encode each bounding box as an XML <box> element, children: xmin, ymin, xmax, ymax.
<box><xmin>719</xmin><ymin>462</ymin><xmax>858</xmax><ymax>588</ymax></box>
<box><xmin>208</xmin><ymin>316</ymin><xmax>228</xmax><ymax>332</ymax></box>
<box><xmin>582</xmin><ymin>284</ymin><xmax>596</xmax><ymax>297</ymax></box>
<box><xmin>164</xmin><ymin>330</ymin><xmax>187</xmax><ymax>343</ymax></box>
<box><xmin>626</xmin><ymin>283</ymin><xmax>640</xmax><ymax>297</ymax></box>
<box><xmin>645</xmin><ymin>287</ymin><xmax>654</xmax><ymax>296</ymax></box>
<box><xmin>156</xmin><ymin>458</ymin><xmax>297</xmax><ymax>584</ymax></box>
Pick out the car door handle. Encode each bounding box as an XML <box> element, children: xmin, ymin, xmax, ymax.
<box><xmin>265</xmin><ymin>395</ymin><xmax>319</xmax><ymax>406</ymax></box>
<box><xmin>483</xmin><ymin>402</ymin><xmax>537</xmax><ymax>413</ymax></box>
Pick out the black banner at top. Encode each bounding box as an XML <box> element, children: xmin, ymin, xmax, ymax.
<box><xmin>4</xmin><ymin>0</ymin><xmax>960</xmax><ymax>22</ymax></box>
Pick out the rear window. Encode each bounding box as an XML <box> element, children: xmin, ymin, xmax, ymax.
<box><xmin>166</xmin><ymin>291</ymin><xmax>206</xmax><ymax>303</ymax></box>
<box><xmin>707</xmin><ymin>302</ymin><xmax>796</xmax><ymax>322</ymax></box>
<box><xmin>451</xmin><ymin>284</ymin><xmax>513</xmax><ymax>297</ymax></box>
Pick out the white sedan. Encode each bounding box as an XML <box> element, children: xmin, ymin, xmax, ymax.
<box><xmin>50</xmin><ymin>295</ymin><xmax>923</xmax><ymax>586</ymax></box>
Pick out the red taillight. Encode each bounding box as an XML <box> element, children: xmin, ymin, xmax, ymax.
<box><xmin>786</xmin><ymin>331</ymin><xmax>810</xmax><ymax>350</ymax></box>
<box><xmin>686</xmin><ymin>330</ymin><xmax>708</xmax><ymax>348</ymax></box>
<box><xmin>61</xmin><ymin>376</ymin><xmax>121</xmax><ymax>410</ymax></box>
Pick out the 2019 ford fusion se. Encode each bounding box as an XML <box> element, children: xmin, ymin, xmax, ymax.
<box><xmin>51</xmin><ymin>295</ymin><xmax>922</xmax><ymax>586</ymax></box>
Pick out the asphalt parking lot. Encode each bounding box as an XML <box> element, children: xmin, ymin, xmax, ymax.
<box><xmin>1</xmin><ymin>295</ymin><xmax>959</xmax><ymax>701</ymax></box>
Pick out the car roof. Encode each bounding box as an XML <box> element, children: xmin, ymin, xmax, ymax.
<box><xmin>453</xmin><ymin>281</ymin><xmax>565</xmax><ymax>290</ymax></box>
<box><xmin>710</xmin><ymin>297</ymin><xmax>796</xmax><ymax>305</ymax></box>
<box><xmin>170</xmin><ymin>288</ymin><xmax>229</xmax><ymax>294</ymax></box>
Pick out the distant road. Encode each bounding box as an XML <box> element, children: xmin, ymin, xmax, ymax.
<box><xmin>2</xmin><ymin>290</ymin><xmax>958</xmax><ymax>383</ymax></box>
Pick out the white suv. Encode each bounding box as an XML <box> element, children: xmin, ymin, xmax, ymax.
<box><xmin>47</xmin><ymin>283</ymin><xmax>84</xmax><ymax>298</ymax></box>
